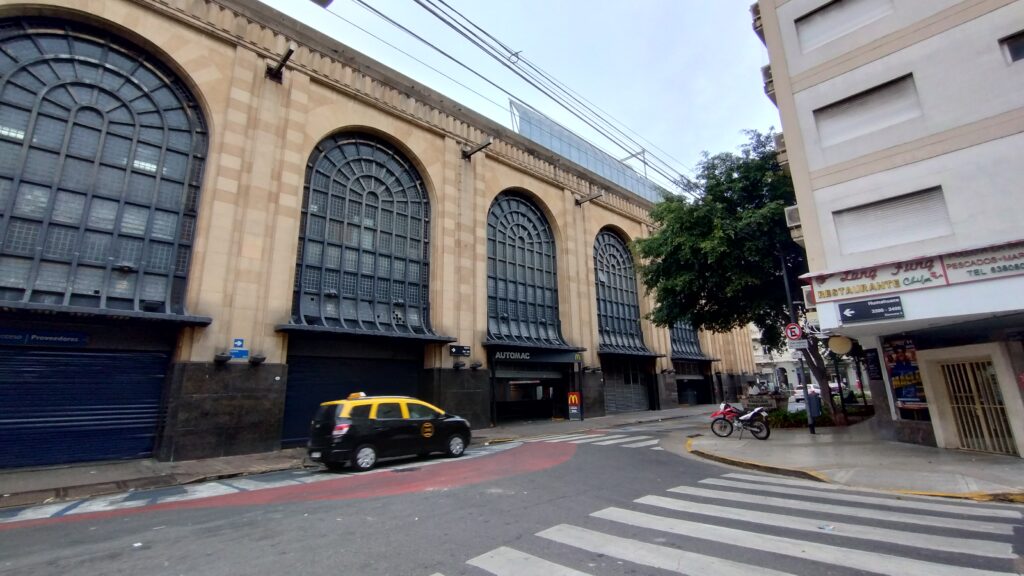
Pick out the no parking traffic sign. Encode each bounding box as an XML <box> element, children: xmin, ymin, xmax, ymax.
<box><xmin>784</xmin><ymin>323</ymin><xmax>803</xmax><ymax>341</ymax></box>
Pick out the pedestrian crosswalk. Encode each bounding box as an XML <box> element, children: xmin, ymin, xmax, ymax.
<box><xmin>438</xmin><ymin>471</ymin><xmax>1024</xmax><ymax>576</ymax></box>
<box><xmin>524</xmin><ymin>432</ymin><xmax>664</xmax><ymax>450</ymax></box>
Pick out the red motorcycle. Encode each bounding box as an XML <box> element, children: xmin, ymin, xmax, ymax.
<box><xmin>710</xmin><ymin>402</ymin><xmax>770</xmax><ymax>440</ymax></box>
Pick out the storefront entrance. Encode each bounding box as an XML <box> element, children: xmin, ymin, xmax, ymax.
<box><xmin>939</xmin><ymin>359</ymin><xmax>1017</xmax><ymax>456</ymax></box>
<box><xmin>918</xmin><ymin>342</ymin><xmax>1024</xmax><ymax>458</ymax></box>
<box><xmin>490</xmin><ymin>348</ymin><xmax>580</xmax><ymax>423</ymax></box>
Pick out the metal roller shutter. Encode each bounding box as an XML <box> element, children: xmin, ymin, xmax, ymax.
<box><xmin>604</xmin><ymin>380</ymin><xmax>649</xmax><ymax>414</ymax></box>
<box><xmin>282</xmin><ymin>356</ymin><xmax>419</xmax><ymax>445</ymax></box>
<box><xmin>0</xmin><ymin>349</ymin><xmax>168</xmax><ymax>468</ymax></box>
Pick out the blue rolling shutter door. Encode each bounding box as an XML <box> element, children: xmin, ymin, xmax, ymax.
<box><xmin>0</xmin><ymin>349</ymin><xmax>168</xmax><ymax>468</ymax></box>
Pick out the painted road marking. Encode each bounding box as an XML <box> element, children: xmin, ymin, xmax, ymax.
<box><xmin>537</xmin><ymin>524</ymin><xmax>798</xmax><ymax>576</ymax></box>
<box><xmin>592</xmin><ymin>435</ymin><xmax>652</xmax><ymax>446</ymax></box>
<box><xmin>666</xmin><ymin>485</ymin><xmax>1014</xmax><ymax>534</ymax></box>
<box><xmin>720</xmin><ymin>472</ymin><xmax>1024</xmax><ymax>509</ymax></box>
<box><xmin>620</xmin><ymin>439</ymin><xmax>660</xmax><ymax>448</ymax></box>
<box><xmin>568</xmin><ymin>434</ymin><xmax>628</xmax><ymax>444</ymax></box>
<box><xmin>700</xmin><ymin>478</ymin><xmax>1022</xmax><ymax>519</ymax></box>
<box><xmin>0</xmin><ymin>443</ymin><xmax>521</xmax><ymax>524</ymax></box>
<box><xmin>468</xmin><ymin>546</ymin><xmax>593</xmax><ymax>576</ymax></box>
<box><xmin>635</xmin><ymin>494</ymin><xmax>1016</xmax><ymax>558</ymax></box>
<box><xmin>592</xmin><ymin>507</ymin><xmax>1017</xmax><ymax>576</ymax></box>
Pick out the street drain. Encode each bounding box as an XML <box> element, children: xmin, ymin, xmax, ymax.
<box><xmin>392</xmin><ymin>468</ymin><xmax>420</xmax><ymax>473</ymax></box>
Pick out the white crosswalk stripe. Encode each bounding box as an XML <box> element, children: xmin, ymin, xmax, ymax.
<box><xmin>468</xmin><ymin>546</ymin><xmax>593</xmax><ymax>576</ymax></box>
<box><xmin>666</xmin><ymin>484</ymin><xmax>1014</xmax><ymax>534</ymax></box>
<box><xmin>721</xmin><ymin>472</ymin><xmax>1024</xmax><ymax>509</ymax></box>
<box><xmin>526</xmin><ymin>432</ymin><xmax>665</xmax><ymax>450</ymax></box>
<box><xmin>447</xmin><ymin>472</ymin><xmax>1022</xmax><ymax>576</ymax></box>
<box><xmin>635</xmin><ymin>494</ymin><xmax>1016</xmax><ymax>558</ymax></box>
<box><xmin>700</xmin><ymin>477</ymin><xmax>1022</xmax><ymax>519</ymax></box>
<box><xmin>620</xmin><ymin>439</ymin><xmax>660</xmax><ymax>448</ymax></box>
<box><xmin>538</xmin><ymin>524</ymin><xmax>799</xmax><ymax>576</ymax></box>
<box><xmin>592</xmin><ymin>507</ymin><xmax>1013</xmax><ymax>576</ymax></box>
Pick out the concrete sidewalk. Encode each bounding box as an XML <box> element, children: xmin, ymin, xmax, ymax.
<box><xmin>0</xmin><ymin>405</ymin><xmax>713</xmax><ymax>510</ymax></box>
<box><xmin>688</xmin><ymin>421</ymin><xmax>1024</xmax><ymax>502</ymax></box>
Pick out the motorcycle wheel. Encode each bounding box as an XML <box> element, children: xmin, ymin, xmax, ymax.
<box><xmin>711</xmin><ymin>417</ymin><xmax>734</xmax><ymax>438</ymax></box>
<box><xmin>749</xmin><ymin>420</ymin><xmax>771</xmax><ymax>440</ymax></box>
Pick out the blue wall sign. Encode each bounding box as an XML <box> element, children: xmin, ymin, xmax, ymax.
<box><xmin>0</xmin><ymin>328</ymin><xmax>89</xmax><ymax>347</ymax></box>
<box><xmin>230</xmin><ymin>348</ymin><xmax>250</xmax><ymax>360</ymax></box>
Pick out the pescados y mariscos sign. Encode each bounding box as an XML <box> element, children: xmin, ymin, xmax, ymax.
<box><xmin>809</xmin><ymin>241</ymin><xmax>1024</xmax><ymax>303</ymax></box>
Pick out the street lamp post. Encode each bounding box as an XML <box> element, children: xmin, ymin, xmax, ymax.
<box><xmin>780</xmin><ymin>251</ymin><xmax>814</xmax><ymax>434</ymax></box>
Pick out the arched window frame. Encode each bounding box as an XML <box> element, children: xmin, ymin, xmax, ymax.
<box><xmin>593</xmin><ymin>228</ymin><xmax>651</xmax><ymax>354</ymax></box>
<box><xmin>485</xmin><ymin>191</ymin><xmax>568</xmax><ymax>347</ymax></box>
<box><xmin>289</xmin><ymin>132</ymin><xmax>442</xmax><ymax>338</ymax></box>
<box><xmin>0</xmin><ymin>18</ymin><xmax>208</xmax><ymax>321</ymax></box>
<box><xmin>670</xmin><ymin>322</ymin><xmax>707</xmax><ymax>361</ymax></box>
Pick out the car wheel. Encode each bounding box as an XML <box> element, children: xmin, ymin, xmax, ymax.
<box><xmin>445</xmin><ymin>434</ymin><xmax>467</xmax><ymax>457</ymax></box>
<box><xmin>352</xmin><ymin>444</ymin><xmax>377</xmax><ymax>471</ymax></box>
<box><xmin>324</xmin><ymin>461</ymin><xmax>346</xmax><ymax>472</ymax></box>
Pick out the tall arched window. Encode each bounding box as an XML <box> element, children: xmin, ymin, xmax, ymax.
<box><xmin>291</xmin><ymin>132</ymin><xmax>436</xmax><ymax>336</ymax></box>
<box><xmin>593</xmin><ymin>229</ymin><xmax>650</xmax><ymax>354</ymax></box>
<box><xmin>486</xmin><ymin>191</ymin><xmax>566</xmax><ymax>347</ymax></box>
<box><xmin>670</xmin><ymin>322</ymin><xmax>706</xmax><ymax>360</ymax></box>
<box><xmin>0</xmin><ymin>19</ymin><xmax>207</xmax><ymax>317</ymax></box>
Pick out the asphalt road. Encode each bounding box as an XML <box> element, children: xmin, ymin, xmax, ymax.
<box><xmin>1</xmin><ymin>420</ymin><xmax>1021</xmax><ymax>576</ymax></box>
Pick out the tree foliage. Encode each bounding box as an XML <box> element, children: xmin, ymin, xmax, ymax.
<box><xmin>635</xmin><ymin>130</ymin><xmax>803</xmax><ymax>350</ymax></box>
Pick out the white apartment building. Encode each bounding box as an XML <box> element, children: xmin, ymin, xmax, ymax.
<box><xmin>755</xmin><ymin>0</ymin><xmax>1024</xmax><ymax>456</ymax></box>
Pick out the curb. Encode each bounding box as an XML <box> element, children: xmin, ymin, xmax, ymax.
<box><xmin>684</xmin><ymin>438</ymin><xmax>826</xmax><ymax>483</ymax></box>
<box><xmin>0</xmin><ymin>461</ymin><xmax>311</xmax><ymax>511</ymax></box>
<box><xmin>684</xmin><ymin>438</ymin><xmax>1023</xmax><ymax>503</ymax></box>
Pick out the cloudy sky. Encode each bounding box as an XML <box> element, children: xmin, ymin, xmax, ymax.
<box><xmin>256</xmin><ymin>0</ymin><xmax>780</xmax><ymax>187</ymax></box>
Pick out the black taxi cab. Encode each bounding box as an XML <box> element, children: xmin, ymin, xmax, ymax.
<box><xmin>307</xmin><ymin>393</ymin><xmax>472</xmax><ymax>471</ymax></box>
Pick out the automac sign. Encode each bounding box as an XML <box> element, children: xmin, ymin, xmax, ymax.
<box><xmin>808</xmin><ymin>241</ymin><xmax>1024</xmax><ymax>303</ymax></box>
<box><xmin>491</xmin><ymin>349</ymin><xmax>580</xmax><ymax>363</ymax></box>
<box><xmin>494</xmin><ymin>351</ymin><xmax>531</xmax><ymax>360</ymax></box>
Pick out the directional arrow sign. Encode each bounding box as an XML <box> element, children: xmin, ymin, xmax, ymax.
<box><xmin>838</xmin><ymin>296</ymin><xmax>904</xmax><ymax>324</ymax></box>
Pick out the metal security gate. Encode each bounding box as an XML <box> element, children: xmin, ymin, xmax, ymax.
<box><xmin>603</xmin><ymin>361</ymin><xmax>650</xmax><ymax>414</ymax></box>
<box><xmin>941</xmin><ymin>360</ymin><xmax>1017</xmax><ymax>456</ymax></box>
<box><xmin>282</xmin><ymin>356</ymin><xmax>419</xmax><ymax>445</ymax></box>
<box><xmin>0</xmin><ymin>349</ymin><xmax>168</xmax><ymax>468</ymax></box>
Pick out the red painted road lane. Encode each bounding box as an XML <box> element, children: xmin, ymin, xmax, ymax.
<box><xmin>1</xmin><ymin>442</ymin><xmax>576</xmax><ymax>531</ymax></box>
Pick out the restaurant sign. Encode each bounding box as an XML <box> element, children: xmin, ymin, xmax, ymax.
<box><xmin>810</xmin><ymin>241</ymin><xmax>1024</xmax><ymax>303</ymax></box>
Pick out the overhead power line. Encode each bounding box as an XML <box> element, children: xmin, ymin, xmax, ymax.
<box><xmin>424</xmin><ymin>0</ymin><xmax>697</xmax><ymax>183</ymax></box>
<box><xmin>337</xmin><ymin>0</ymin><xmax>697</xmax><ymax>196</ymax></box>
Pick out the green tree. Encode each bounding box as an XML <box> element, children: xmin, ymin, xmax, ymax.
<box><xmin>636</xmin><ymin>130</ymin><xmax>840</xmax><ymax>417</ymax></box>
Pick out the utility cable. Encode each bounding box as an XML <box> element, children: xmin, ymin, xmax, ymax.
<box><xmin>316</xmin><ymin>1</ymin><xmax>509</xmax><ymax>114</ymax></box>
<box><xmin>416</xmin><ymin>0</ymin><xmax>697</xmax><ymax>191</ymax></box>
<box><xmin>412</xmin><ymin>0</ymin><xmax>688</xmax><ymax>191</ymax></box>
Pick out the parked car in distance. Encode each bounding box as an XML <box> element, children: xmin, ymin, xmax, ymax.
<box><xmin>791</xmin><ymin>384</ymin><xmax>820</xmax><ymax>402</ymax></box>
<box><xmin>307</xmin><ymin>393</ymin><xmax>471</xmax><ymax>472</ymax></box>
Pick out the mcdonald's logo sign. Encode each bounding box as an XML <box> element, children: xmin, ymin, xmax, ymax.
<box><xmin>567</xmin><ymin>391</ymin><xmax>581</xmax><ymax>407</ymax></box>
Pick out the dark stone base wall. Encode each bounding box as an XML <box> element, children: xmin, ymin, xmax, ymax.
<box><xmin>867</xmin><ymin>376</ymin><xmax>937</xmax><ymax>447</ymax></box>
<box><xmin>157</xmin><ymin>362</ymin><xmax>287</xmax><ymax>461</ymax></box>
<box><xmin>582</xmin><ymin>372</ymin><xmax>605</xmax><ymax>419</ymax></box>
<box><xmin>655</xmin><ymin>374</ymin><xmax>678</xmax><ymax>409</ymax></box>
<box><xmin>421</xmin><ymin>368</ymin><xmax>491</xmax><ymax>430</ymax></box>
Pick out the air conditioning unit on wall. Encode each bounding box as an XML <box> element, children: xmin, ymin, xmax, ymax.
<box><xmin>784</xmin><ymin>205</ymin><xmax>801</xmax><ymax>228</ymax></box>
<box><xmin>802</xmin><ymin>285</ymin><xmax>816</xmax><ymax>310</ymax></box>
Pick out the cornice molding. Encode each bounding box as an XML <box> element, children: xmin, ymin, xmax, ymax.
<box><xmin>135</xmin><ymin>0</ymin><xmax>653</xmax><ymax>224</ymax></box>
